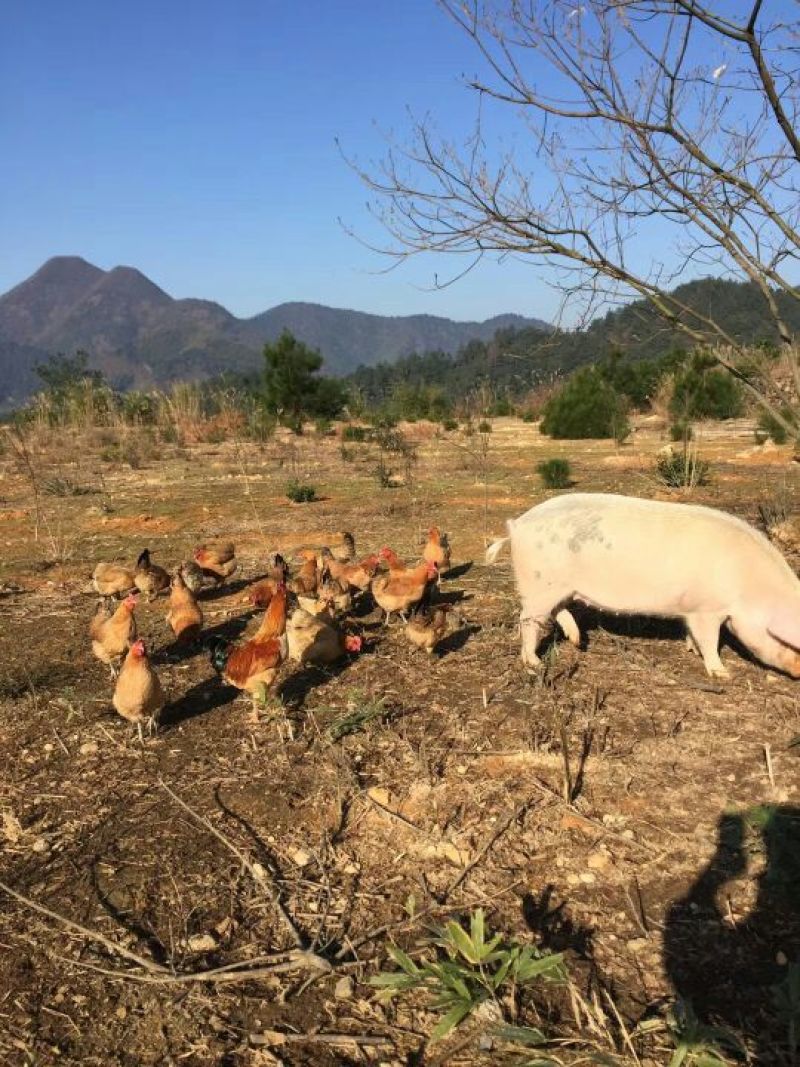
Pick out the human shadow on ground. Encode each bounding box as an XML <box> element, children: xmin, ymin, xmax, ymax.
<box><xmin>663</xmin><ymin>804</ymin><xmax>800</xmax><ymax>1065</ymax></box>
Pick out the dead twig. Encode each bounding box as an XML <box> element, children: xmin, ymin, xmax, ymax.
<box><xmin>250</xmin><ymin>1030</ymin><xmax>393</xmax><ymax>1048</ymax></box>
<box><xmin>443</xmin><ymin>792</ymin><xmax>542</xmax><ymax>900</ymax></box>
<box><xmin>158</xmin><ymin>779</ymin><xmax>331</xmax><ymax>973</ymax></box>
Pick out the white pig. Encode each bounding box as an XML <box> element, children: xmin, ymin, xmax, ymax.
<box><xmin>486</xmin><ymin>493</ymin><xmax>800</xmax><ymax>678</ymax></box>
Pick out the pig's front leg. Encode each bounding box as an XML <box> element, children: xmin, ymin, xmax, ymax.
<box><xmin>685</xmin><ymin>613</ymin><xmax>729</xmax><ymax>678</ymax></box>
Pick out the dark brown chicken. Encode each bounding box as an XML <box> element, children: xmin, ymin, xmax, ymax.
<box><xmin>406</xmin><ymin>604</ymin><xmax>451</xmax><ymax>654</ymax></box>
<box><xmin>134</xmin><ymin>549</ymin><xmax>170</xmax><ymax>600</ymax></box>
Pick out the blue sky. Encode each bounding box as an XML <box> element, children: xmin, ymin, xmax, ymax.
<box><xmin>1</xmin><ymin>0</ymin><xmax>563</xmax><ymax>322</ymax></box>
<box><xmin>1</xmin><ymin>2</ymin><xmax>793</xmax><ymax>325</ymax></box>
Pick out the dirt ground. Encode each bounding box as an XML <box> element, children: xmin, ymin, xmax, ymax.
<box><xmin>0</xmin><ymin>416</ymin><xmax>798</xmax><ymax>1066</ymax></box>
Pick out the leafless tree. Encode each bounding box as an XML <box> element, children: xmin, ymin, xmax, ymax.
<box><xmin>347</xmin><ymin>1</ymin><xmax>800</xmax><ymax>427</ymax></box>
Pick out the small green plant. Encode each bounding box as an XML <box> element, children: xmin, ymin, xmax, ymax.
<box><xmin>757</xmin><ymin>405</ymin><xmax>796</xmax><ymax>445</ymax></box>
<box><xmin>537</xmin><ymin>457</ymin><xmax>572</xmax><ymax>490</ymax></box>
<box><xmin>40</xmin><ymin>475</ymin><xmax>94</xmax><ymax>497</ymax></box>
<box><xmin>286</xmin><ymin>480</ymin><xmax>318</xmax><ymax>503</ymax></box>
<box><xmin>314</xmin><ymin>417</ymin><xmax>334</xmax><ymax>436</ymax></box>
<box><xmin>342</xmin><ymin>424</ymin><xmax>369</xmax><ymax>442</ymax></box>
<box><xmin>370</xmin><ymin>909</ymin><xmax>566</xmax><ymax>1043</ymax></box>
<box><xmin>441</xmin><ymin>417</ymin><xmax>459</xmax><ymax>432</ymax></box>
<box><xmin>521</xmin><ymin>410</ymin><xmax>536</xmax><ymax>423</ymax></box>
<box><xmin>656</xmin><ymin>447</ymin><xmax>710</xmax><ymax>489</ymax></box>
<box><xmin>327</xmin><ymin>693</ymin><xmax>392</xmax><ymax>740</ymax></box>
<box><xmin>670</xmin><ymin>420</ymin><xmax>693</xmax><ymax>442</ymax></box>
<box><xmin>373</xmin><ymin>460</ymin><xmax>396</xmax><ymax>488</ymax></box>
<box><xmin>477</xmin><ymin>419</ymin><xmax>492</xmax><ymax>433</ymax></box>
<box><xmin>636</xmin><ymin>998</ymin><xmax>745</xmax><ymax>1067</ymax></box>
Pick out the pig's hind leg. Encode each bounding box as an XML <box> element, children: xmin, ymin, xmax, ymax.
<box><xmin>556</xmin><ymin>609</ymin><xmax>581</xmax><ymax>647</ymax></box>
<box><xmin>685</xmin><ymin>613</ymin><xmax>729</xmax><ymax>678</ymax></box>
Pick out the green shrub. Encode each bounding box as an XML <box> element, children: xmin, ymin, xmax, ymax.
<box><xmin>342</xmin><ymin>424</ymin><xmax>368</xmax><ymax>442</ymax></box>
<box><xmin>477</xmin><ymin>420</ymin><xmax>492</xmax><ymax>433</ymax></box>
<box><xmin>669</xmin><ymin>352</ymin><xmax>744</xmax><ymax>420</ymax></box>
<box><xmin>286</xmin><ymin>481</ymin><xmax>318</xmax><ymax>503</ymax></box>
<box><xmin>656</xmin><ymin>448</ymin><xmax>710</xmax><ymax>488</ymax></box>
<box><xmin>521</xmin><ymin>410</ymin><xmax>536</xmax><ymax>423</ymax></box>
<box><xmin>757</xmin><ymin>406</ymin><xmax>796</xmax><ymax>445</ymax></box>
<box><xmin>537</xmin><ymin>457</ymin><xmax>572</xmax><ymax>489</ymax></box>
<box><xmin>540</xmin><ymin>367</ymin><xmax>630</xmax><ymax>440</ymax></box>
<box><xmin>441</xmin><ymin>418</ymin><xmax>459</xmax><ymax>432</ymax></box>
<box><xmin>314</xmin><ymin>417</ymin><xmax>334</xmax><ymax>436</ymax></box>
<box><xmin>670</xmin><ymin>420</ymin><xmax>693</xmax><ymax>442</ymax></box>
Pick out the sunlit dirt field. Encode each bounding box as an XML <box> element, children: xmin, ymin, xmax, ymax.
<box><xmin>0</xmin><ymin>416</ymin><xmax>798</xmax><ymax>1066</ymax></box>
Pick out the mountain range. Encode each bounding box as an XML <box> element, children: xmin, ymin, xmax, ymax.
<box><xmin>0</xmin><ymin>256</ymin><xmax>548</xmax><ymax>405</ymax></box>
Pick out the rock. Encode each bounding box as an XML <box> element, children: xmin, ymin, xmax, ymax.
<box><xmin>626</xmin><ymin>937</ymin><xmax>649</xmax><ymax>953</ymax></box>
<box><xmin>334</xmin><ymin>976</ymin><xmax>354</xmax><ymax>1000</ymax></box>
<box><xmin>80</xmin><ymin>741</ymin><xmax>99</xmax><ymax>756</ymax></box>
<box><xmin>32</xmin><ymin>837</ymin><xmax>49</xmax><ymax>853</ymax></box>
<box><xmin>290</xmin><ymin>847</ymin><xmax>312</xmax><ymax>868</ymax></box>
<box><xmin>187</xmin><ymin>933</ymin><xmax>218</xmax><ymax>953</ymax></box>
<box><xmin>587</xmin><ymin>851</ymin><xmax>611</xmax><ymax>871</ymax></box>
<box><xmin>580</xmin><ymin>871</ymin><xmax>596</xmax><ymax>884</ymax></box>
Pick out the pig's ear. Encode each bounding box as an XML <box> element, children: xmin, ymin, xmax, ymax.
<box><xmin>767</xmin><ymin>611</ymin><xmax>800</xmax><ymax>651</ymax></box>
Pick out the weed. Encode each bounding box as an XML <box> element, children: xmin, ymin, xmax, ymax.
<box><xmin>40</xmin><ymin>475</ymin><xmax>95</xmax><ymax>497</ymax></box>
<box><xmin>286</xmin><ymin>480</ymin><xmax>318</xmax><ymax>504</ymax></box>
<box><xmin>758</xmin><ymin>485</ymin><xmax>791</xmax><ymax>533</ymax></box>
<box><xmin>342</xmin><ymin>424</ymin><xmax>369</xmax><ymax>442</ymax></box>
<box><xmin>521</xmin><ymin>410</ymin><xmax>536</xmax><ymax>423</ymax></box>
<box><xmin>441</xmin><ymin>417</ymin><xmax>459</xmax><ymax>432</ymax></box>
<box><xmin>477</xmin><ymin>419</ymin><xmax>492</xmax><ymax>433</ymax></box>
<box><xmin>370</xmin><ymin>909</ymin><xmax>566</xmax><ymax>1043</ymax></box>
<box><xmin>670</xmin><ymin>420</ymin><xmax>693</xmax><ymax>443</ymax></box>
<box><xmin>373</xmin><ymin>460</ymin><xmax>397</xmax><ymax>489</ymax></box>
<box><xmin>636</xmin><ymin>998</ymin><xmax>745</xmax><ymax>1066</ymax></box>
<box><xmin>656</xmin><ymin>447</ymin><xmax>710</xmax><ymax>488</ymax></box>
<box><xmin>757</xmin><ymin>405</ymin><xmax>796</xmax><ymax>445</ymax></box>
<box><xmin>327</xmin><ymin>694</ymin><xmax>392</xmax><ymax>740</ymax></box>
<box><xmin>537</xmin><ymin>458</ymin><xmax>572</xmax><ymax>490</ymax></box>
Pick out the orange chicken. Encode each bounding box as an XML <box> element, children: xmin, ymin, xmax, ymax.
<box><xmin>422</xmin><ymin>527</ymin><xmax>451</xmax><ymax>574</ymax></box>
<box><xmin>286</xmin><ymin>605</ymin><xmax>362</xmax><ymax>666</ymax></box>
<box><xmin>246</xmin><ymin>554</ymin><xmax>289</xmax><ymax>609</ymax></box>
<box><xmin>289</xmin><ymin>553</ymin><xmax>319</xmax><ymax>596</ymax></box>
<box><xmin>371</xmin><ymin>560</ymin><xmax>438</xmax><ymax>624</ymax></box>
<box><xmin>134</xmin><ymin>549</ymin><xmax>170</xmax><ymax>600</ymax></box>
<box><xmin>194</xmin><ymin>541</ymin><xmax>238</xmax><ymax>585</ymax></box>
<box><xmin>166</xmin><ymin>571</ymin><xmax>204</xmax><ymax>642</ymax></box>
<box><xmin>92</xmin><ymin>561</ymin><xmax>136</xmax><ymax>597</ymax></box>
<box><xmin>323</xmin><ymin>550</ymin><xmax>381</xmax><ymax>592</ymax></box>
<box><xmin>406</xmin><ymin>604</ymin><xmax>451</xmax><ymax>654</ymax></box>
<box><xmin>113</xmin><ymin>639</ymin><xmax>165</xmax><ymax>741</ymax></box>
<box><xmin>330</xmin><ymin>531</ymin><xmax>356</xmax><ymax>563</ymax></box>
<box><xmin>210</xmin><ymin>585</ymin><xmax>289</xmax><ymax>698</ymax></box>
<box><xmin>378</xmin><ymin>546</ymin><xmax>407</xmax><ymax>573</ymax></box>
<box><xmin>90</xmin><ymin>594</ymin><xmax>137</xmax><ymax>677</ymax></box>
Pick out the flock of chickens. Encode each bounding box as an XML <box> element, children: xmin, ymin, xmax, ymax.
<box><xmin>88</xmin><ymin>528</ymin><xmax>454</xmax><ymax>740</ymax></box>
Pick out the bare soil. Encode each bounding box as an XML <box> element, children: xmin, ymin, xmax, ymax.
<box><xmin>0</xmin><ymin>417</ymin><xmax>798</xmax><ymax>1066</ymax></box>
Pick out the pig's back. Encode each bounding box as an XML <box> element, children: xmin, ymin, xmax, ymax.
<box><xmin>510</xmin><ymin>493</ymin><xmax>794</xmax><ymax>604</ymax></box>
